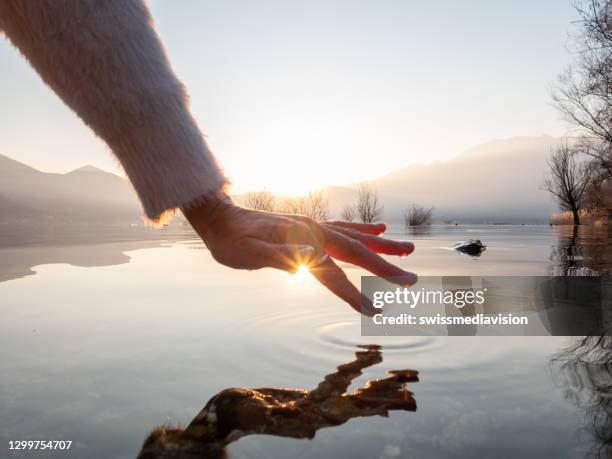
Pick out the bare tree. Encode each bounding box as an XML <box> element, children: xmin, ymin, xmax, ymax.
<box><xmin>277</xmin><ymin>196</ymin><xmax>302</xmax><ymax>214</ymax></box>
<box><xmin>341</xmin><ymin>204</ymin><xmax>357</xmax><ymax>222</ymax></box>
<box><xmin>244</xmin><ymin>190</ymin><xmax>276</xmax><ymax>211</ymax></box>
<box><xmin>576</xmin><ymin>138</ymin><xmax>612</xmax><ymax>180</ymax></box>
<box><xmin>553</xmin><ymin>0</ymin><xmax>612</xmax><ymax>180</ymax></box>
<box><xmin>277</xmin><ymin>191</ymin><xmax>329</xmax><ymax>220</ymax></box>
<box><xmin>356</xmin><ymin>184</ymin><xmax>383</xmax><ymax>223</ymax></box>
<box><xmin>302</xmin><ymin>191</ymin><xmax>329</xmax><ymax>220</ymax></box>
<box><xmin>404</xmin><ymin>205</ymin><xmax>434</xmax><ymax>228</ymax></box>
<box><xmin>584</xmin><ymin>172</ymin><xmax>612</xmax><ymax>209</ymax></box>
<box><xmin>544</xmin><ymin>142</ymin><xmax>593</xmax><ymax>225</ymax></box>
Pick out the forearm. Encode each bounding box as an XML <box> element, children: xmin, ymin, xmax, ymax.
<box><xmin>0</xmin><ymin>0</ymin><xmax>226</xmax><ymax>222</ymax></box>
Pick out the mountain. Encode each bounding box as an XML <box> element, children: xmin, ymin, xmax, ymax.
<box><xmin>0</xmin><ymin>154</ymin><xmax>142</xmax><ymax>225</ymax></box>
<box><xmin>0</xmin><ymin>135</ymin><xmax>562</xmax><ymax>226</ymax></box>
<box><xmin>325</xmin><ymin>136</ymin><xmax>561</xmax><ymax>223</ymax></box>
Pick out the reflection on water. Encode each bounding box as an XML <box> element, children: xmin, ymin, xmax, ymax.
<box><xmin>2</xmin><ymin>224</ymin><xmax>611</xmax><ymax>283</ymax></box>
<box><xmin>0</xmin><ymin>227</ymin><xmax>196</xmax><ymax>283</ymax></box>
<box><xmin>138</xmin><ymin>346</ymin><xmax>418</xmax><ymax>459</ymax></box>
<box><xmin>549</xmin><ymin>225</ymin><xmax>612</xmax><ymax>276</ymax></box>
<box><xmin>405</xmin><ymin>226</ymin><xmax>433</xmax><ymax>238</ymax></box>
<box><xmin>1</xmin><ymin>224</ymin><xmax>612</xmax><ymax>458</ymax></box>
<box><xmin>552</xmin><ymin>337</ymin><xmax>612</xmax><ymax>458</ymax></box>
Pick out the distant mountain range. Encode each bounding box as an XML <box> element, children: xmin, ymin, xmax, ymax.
<box><xmin>0</xmin><ymin>135</ymin><xmax>560</xmax><ymax>226</ymax></box>
<box><xmin>0</xmin><ymin>153</ymin><xmax>141</xmax><ymax>225</ymax></box>
<box><xmin>324</xmin><ymin>136</ymin><xmax>561</xmax><ymax>223</ymax></box>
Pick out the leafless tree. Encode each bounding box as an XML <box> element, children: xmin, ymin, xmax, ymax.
<box><xmin>356</xmin><ymin>184</ymin><xmax>383</xmax><ymax>223</ymax></box>
<box><xmin>277</xmin><ymin>196</ymin><xmax>301</xmax><ymax>214</ymax></box>
<box><xmin>302</xmin><ymin>191</ymin><xmax>329</xmax><ymax>220</ymax></box>
<box><xmin>576</xmin><ymin>139</ymin><xmax>612</xmax><ymax>181</ymax></box>
<box><xmin>544</xmin><ymin>142</ymin><xmax>593</xmax><ymax>225</ymax></box>
<box><xmin>553</xmin><ymin>0</ymin><xmax>612</xmax><ymax>180</ymax></box>
<box><xmin>341</xmin><ymin>204</ymin><xmax>357</xmax><ymax>222</ymax></box>
<box><xmin>584</xmin><ymin>173</ymin><xmax>612</xmax><ymax>209</ymax></box>
<box><xmin>244</xmin><ymin>190</ymin><xmax>276</xmax><ymax>211</ymax></box>
<box><xmin>277</xmin><ymin>191</ymin><xmax>329</xmax><ymax>220</ymax></box>
<box><xmin>404</xmin><ymin>205</ymin><xmax>434</xmax><ymax>228</ymax></box>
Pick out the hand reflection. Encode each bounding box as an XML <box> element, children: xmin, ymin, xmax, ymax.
<box><xmin>137</xmin><ymin>345</ymin><xmax>418</xmax><ymax>459</ymax></box>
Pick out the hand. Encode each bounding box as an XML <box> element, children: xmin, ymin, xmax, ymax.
<box><xmin>183</xmin><ymin>192</ymin><xmax>416</xmax><ymax>315</ymax></box>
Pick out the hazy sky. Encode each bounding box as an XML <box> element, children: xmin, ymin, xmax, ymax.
<box><xmin>0</xmin><ymin>0</ymin><xmax>577</xmax><ymax>194</ymax></box>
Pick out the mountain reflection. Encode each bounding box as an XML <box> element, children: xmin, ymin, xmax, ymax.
<box><xmin>0</xmin><ymin>226</ymin><xmax>197</xmax><ymax>283</ymax></box>
<box><xmin>137</xmin><ymin>345</ymin><xmax>418</xmax><ymax>459</ymax></box>
<box><xmin>552</xmin><ymin>336</ymin><xmax>612</xmax><ymax>458</ymax></box>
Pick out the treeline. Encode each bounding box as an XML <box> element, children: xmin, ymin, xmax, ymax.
<box><xmin>243</xmin><ymin>184</ymin><xmax>434</xmax><ymax>228</ymax></box>
<box><xmin>546</xmin><ymin>1</ymin><xmax>612</xmax><ymax>225</ymax></box>
<box><xmin>243</xmin><ymin>189</ymin><xmax>330</xmax><ymax>220</ymax></box>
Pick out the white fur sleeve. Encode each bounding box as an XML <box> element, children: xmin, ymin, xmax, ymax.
<box><xmin>0</xmin><ymin>0</ymin><xmax>227</xmax><ymax>222</ymax></box>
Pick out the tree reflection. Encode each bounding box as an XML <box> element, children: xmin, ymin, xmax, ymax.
<box><xmin>552</xmin><ymin>336</ymin><xmax>612</xmax><ymax>458</ymax></box>
<box><xmin>549</xmin><ymin>225</ymin><xmax>612</xmax><ymax>276</ymax></box>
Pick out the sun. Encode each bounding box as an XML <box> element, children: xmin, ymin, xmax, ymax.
<box><xmin>286</xmin><ymin>264</ymin><xmax>313</xmax><ymax>284</ymax></box>
<box><xmin>294</xmin><ymin>264</ymin><xmax>310</xmax><ymax>279</ymax></box>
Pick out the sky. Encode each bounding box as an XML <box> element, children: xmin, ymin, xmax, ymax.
<box><xmin>0</xmin><ymin>0</ymin><xmax>578</xmax><ymax>195</ymax></box>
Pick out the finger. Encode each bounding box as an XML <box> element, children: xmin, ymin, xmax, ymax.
<box><xmin>219</xmin><ymin>238</ymin><xmax>317</xmax><ymax>272</ymax></box>
<box><xmin>322</xmin><ymin>228</ymin><xmax>417</xmax><ymax>286</ymax></box>
<box><xmin>323</xmin><ymin>221</ymin><xmax>386</xmax><ymax>235</ymax></box>
<box><xmin>309</xmin><ymin>257</ymin><xmax>377</xmax><ymax>316</ymax></box>
<box><xmin>322</xmin><ymin>223</ymin><xmax>414</xmax><ymax>256</ymax></box>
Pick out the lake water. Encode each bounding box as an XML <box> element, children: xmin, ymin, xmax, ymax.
<box><xmin>1</xmin><ymin>224</ymin><xmax>611</xmax><ymax>458</ymax></box>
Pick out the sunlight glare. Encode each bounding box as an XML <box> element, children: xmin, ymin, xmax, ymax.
<box><xmin>294</xmin><ymin>264</ymin><xmax>310</xmax><ymax>279</ymax></box>
<box><xmin>286</xmin><ymin>264</ymin><xmax>313</xmax><ymax>284</ymax></box>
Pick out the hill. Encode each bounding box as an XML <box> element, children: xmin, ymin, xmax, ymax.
<box><xmin>0</xmin><ymin>154</ymin><xmax>142</xmax><ymax>225</ymax></box>
<box><xmin>0</xmin><ymin>136</ymin><xmax>561</xmax><ymax>226</ymax></box>
<box><xmin>325</xmin><ymin>136</ymin><xmax>561</xmax><ymax>223</ymax></box>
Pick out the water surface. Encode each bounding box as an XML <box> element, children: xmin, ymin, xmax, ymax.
<box><xmin>1</xmin><ymin>224</ymin><xmax>611</xmax><ymax>458</ymax></box>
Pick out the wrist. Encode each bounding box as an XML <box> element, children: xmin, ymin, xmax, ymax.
<box><xmin>182</xmin><ymin>189</ymin><xmax>234</xmax><ymax>237</ymax></box>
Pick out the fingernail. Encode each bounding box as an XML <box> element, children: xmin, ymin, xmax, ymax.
<box><xmin>360</xmin><ymin>294</ymin><xmax>377</xmax><ymax>317</ymax></box>
<box><xmin>401</xmin><ymin>272</ymin><xmax>418</xmax><ymax>287</ymax></box>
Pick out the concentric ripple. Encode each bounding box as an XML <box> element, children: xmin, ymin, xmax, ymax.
<box><xmin>315</xmin><ymin>320</ymin><xmax>440</xmax><ymax>352</ymax></box>
<box><xmin>222</xmin><ymin>297</ymin><xmax>516</xmax><ymax>386</ymax></box>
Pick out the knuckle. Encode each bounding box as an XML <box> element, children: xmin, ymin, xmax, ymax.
<box><xmin>288</xmin><ymin>221</ymin><xmax>311</xmax><ymax>239</ymax></box>
<box><xmin>293</xmin><ymin>220</ymin><xmax>311</xmax><ymax>231</ymax></box>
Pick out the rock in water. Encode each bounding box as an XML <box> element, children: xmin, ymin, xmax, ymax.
<box><xmin>450</xmin><ymin>239</ymin><xmax>486</xmax><ymax>256</ymax></box>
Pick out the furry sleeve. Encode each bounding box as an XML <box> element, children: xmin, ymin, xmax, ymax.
<box><xmin>0</xmin><ymin>0</ymin><xmax>227</xmax><ymax>222</ymax></box>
